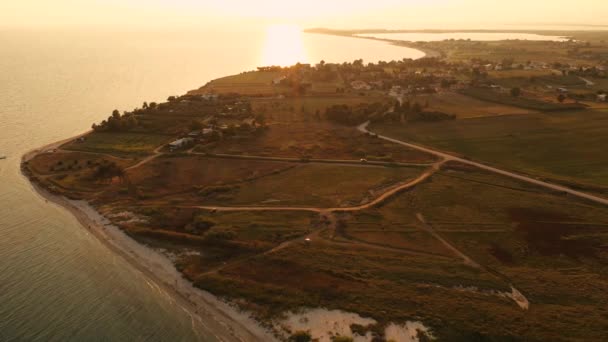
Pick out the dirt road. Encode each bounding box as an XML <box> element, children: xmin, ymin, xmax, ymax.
<box><xmin>358</xmin><ymin>122</ymin><xmax>608</xmax><ymax>206</ymax></box>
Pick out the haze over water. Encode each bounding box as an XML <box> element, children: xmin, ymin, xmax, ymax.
<box><xmin>0</xmin><ymin>27</ymin><xmax>422</xmax><ymax>341</ymax></box>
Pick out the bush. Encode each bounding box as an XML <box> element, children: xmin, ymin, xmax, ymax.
<box><xmin>289</xmin><ymin>331</ymin><xmax>312</xmax><ymax>342</ymax></box>
<box><xmin>198</xmin><ymin>184</ymin><xmax>236</xmax><ymax>197</ymax></box>
<box><xmin>350</xmin><ymin>324</ymin><xmax>368</xmax><ymax>336</ymax></box>
<box><xmin>409</xmin><ymin>111</ymin><xmax>456</xmax><ymax>122</ymax></box>
<box><xmin>332</xmin><ymin>336</ymin><xmax>354</xmax><ymax>342</ymax></box>
<box><xmin>510</xmin><ymin>87</ymin><xmax>521</xmax><ymax>97</ymax></box>
<box><xmin>204</xmin><ymin>230</ymin><xmax>236</xmax><ymax>242</ymax></box>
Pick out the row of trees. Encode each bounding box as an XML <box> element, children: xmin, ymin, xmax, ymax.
<box><xmin>92</xmin><ymin>110</ymin><xmax>138</xmax><ymax>132</ymax></box>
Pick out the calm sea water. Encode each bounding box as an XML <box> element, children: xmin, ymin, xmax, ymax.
<box><xmin>0</xmin><ymin>28</ymin><xmax>422</xmax><ymax>341</ymax></box>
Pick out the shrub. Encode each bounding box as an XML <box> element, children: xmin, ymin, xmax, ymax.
<box><xmin>332</xmin><ymin>336</ymin><xmax>354</xmax><ymax>342</ymax></box>
<box><xmin>198</xmin><ymin>184</ymin><xmax>236</xmax><ymax>197</ymax></box>
<box><xmin>288</xmin><ymin>331</ymin><xmax>312</xmax><ymax>342</ymax></box>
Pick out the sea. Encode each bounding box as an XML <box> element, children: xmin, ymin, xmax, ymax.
<box><xmin>0</xmin><ymin>27</ymin><xmax>423</xmax><ymax>341</ymax></box>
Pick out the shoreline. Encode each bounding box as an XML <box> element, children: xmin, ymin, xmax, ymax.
<box><xmin>305</xmin><ymin>30</ymin><xmax>440</xmax><ymax>59</ymax></box>
<box><xmin>22</xmin><ymin>141</ymin><xmax>276</xmax><ymax>342</ymax></box>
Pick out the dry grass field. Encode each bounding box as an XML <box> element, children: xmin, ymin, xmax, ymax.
<box><xmin>416</xmin><ymin>92</ymin><xmax>539</xmax><ymax>118</ymax></box>
<box><xmin>200</xmin><ymin>122</ymin><xmax>436</xmax><ymax>163</ymax></box>
<box><xmin>225</xmin><ymin>164</ymin><xmax>424</xmax><ymax>207</ymax></box>
<box><xmin>189</xmin><ymin>71</ymin><xmax>287</xmax><ymax>96</ymax></box>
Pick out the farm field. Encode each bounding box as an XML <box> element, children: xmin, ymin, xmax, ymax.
<box><xmin>335</xmin><ymin>165</ymin><xmax>608</xmax><ymax>341</ymax></box>
<box><xmin>62</xmin><ymin>131</ymin><xmax>171</xmax><ymax>156</ymax></box>
<box><xmin>372</xmin><ymin>110</ymin><xmax>608</xmax><ymax>191</ymax></box>
<box><xmin>251</xmin><ymin>95</ymin><xmax>386</xmax><ymax>122</ymax></box>
<box><xmin>189</xmin><ymin>71</ymin><xmax>286</xmax><ymax>96</ymax></box>
<box><xmin>224</xmin><ymin>164</ymin><xmax>424</xmax><ymax>207</ymax></box>
<box><xmin>126</xmin><ymin>156</ymin><xmax>293</xmax><ymax>198</ymax></box>
<box><xmin>199</xmin><ymin>122</ymin><xmax>436</xmax><ymax>163</ymax></box>
<box><xmin>415</xmin><ymin>92</ymin><xmax>539</xmax><ymax>118</ymax></box>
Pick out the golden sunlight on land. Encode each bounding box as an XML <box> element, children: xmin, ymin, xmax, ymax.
<box><xmin>260</xmin><ymin>25</ymin><xmax>309</xmax><ymax>67</ymax></box>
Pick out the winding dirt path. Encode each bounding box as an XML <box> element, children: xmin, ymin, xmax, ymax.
<box><xmin>173</xmin><ymin>160</ymin><xmax>444</xmax><ymax>214</ymax></box>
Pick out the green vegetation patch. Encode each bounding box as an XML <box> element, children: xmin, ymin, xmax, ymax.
<box><xmin>63</xmin><ymin>132</ymin><xmax>170</xmax><ymax>156</ymax></box>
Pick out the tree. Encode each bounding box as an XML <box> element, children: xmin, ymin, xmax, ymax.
<box><xmin>254</xmin><ymin>113</ymin><xmax>266</xmax><ymax>127</ymax></box>
<box><xmin>412</xmin><ymin>102</ymin><xmax>422</xmax><ymax>113</ymax></box>
<box><xmin>510</xmin><ymin>87</ymin><xmax>521</xmax><ymax>97</ymax></box>
<box><xmin>557</xmin><ymin>94</ymin><xmax>566</xmax><ymax>103</ymax></box>
<box><xmin>112</xmin><ymin>109</ymin><xmax>121</xmax><ymax>119</ymax></box>
<box><xmin>190</xmin><ymin>120</ymin><xmax>203</xmax><ymax>131</ymax></box>
<box><xmin>94</xmin><ymin>162</ymin><xmax>124</xmax><ymax>183</ymax></box>
<box><xmin>142</xmin><ymin>102</ymin><xmax>148</xmax><ymax>109</ymax></box>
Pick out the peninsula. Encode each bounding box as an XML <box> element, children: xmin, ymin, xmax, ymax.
<box><xmin>23</xmin><ymin>30</ymin><xmax>608</xmax><ymax>341</ymax></box>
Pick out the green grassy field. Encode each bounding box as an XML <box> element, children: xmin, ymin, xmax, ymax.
<box><xmin>63</xmin><ymin>132</ymin><xmax>170</xmax><ymax>156</ymax></box>
<box><xmin>372</xmin><ymin>110</ymin><xmax>608</xmax><ymax>191</ymax></box>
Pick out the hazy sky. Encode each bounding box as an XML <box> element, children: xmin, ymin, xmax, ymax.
<box><xmin>2</xmin><ymin>0</ymin><xmax>607</xmax><ymax>29</ymax></box>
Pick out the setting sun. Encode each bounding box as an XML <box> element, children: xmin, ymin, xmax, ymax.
<box><xmin>260</xmin><ymin>24</ymin><xmax>308</xmax><ymax>67</ymax></box>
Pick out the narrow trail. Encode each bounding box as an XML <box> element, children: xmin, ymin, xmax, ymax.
<box><xmin>125</xmin><ymin>145</ymin><xmax>165</xmax><ymax>171</ymax></box>
<box><xmin>416</xmin><ymin>213</ymin><xmax>530</xmax><ymax>310</ymax></box>
<box><xmin>415</xmin><ymin>213</ymin><xmax>481</xmax><ymax>269</ymax></box>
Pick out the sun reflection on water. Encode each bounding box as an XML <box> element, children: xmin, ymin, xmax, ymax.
<box><xmin>260</xmin><ymin>24</ymin><xmax>309</xmax><ymax>67</ymax></box>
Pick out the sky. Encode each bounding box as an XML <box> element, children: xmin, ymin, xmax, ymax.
<box><xmin>1</xmin><ymin>0</ymin><xmax>607</xmax><ymax>30</ymax></box>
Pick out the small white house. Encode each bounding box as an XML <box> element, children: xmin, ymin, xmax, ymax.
<box><xmin>598</xmin><ymin>94</ymin><xmax>607</xmax><ymax>102</ymax></box>
<box><xmin>351</xmin><ymin>80</ymin><xmax>371</xmax><ymax>91</ymax></box>
<box><xmin>201</xmin><ymin>93</ymin><xmax>218</xmax><ymax>100</ymax></box>
<box><xmin>273</xmin><ymin>76</ymin><xmax>287</xmax><ymax>85</ymax></box>
<box><xmin>169</xmin><ymin>138</ymin><xmax>194</xmax><ymax>150</ymax></box>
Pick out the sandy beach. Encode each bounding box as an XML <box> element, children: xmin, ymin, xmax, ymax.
<box><xmin>22</xmin><ymin>140</ymin><xmax>276</xmax><ymax>342</ymax></box>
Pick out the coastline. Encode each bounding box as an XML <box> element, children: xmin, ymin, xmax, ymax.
<box><xmin>305</xmin><ymin>30</ymin><xmax>441</xmax><ymax>59</ymax></box>
<box><xmin>21</xmin><ymin>141</ymin><xmax>276</xmax><ymax>342</ymax></box>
